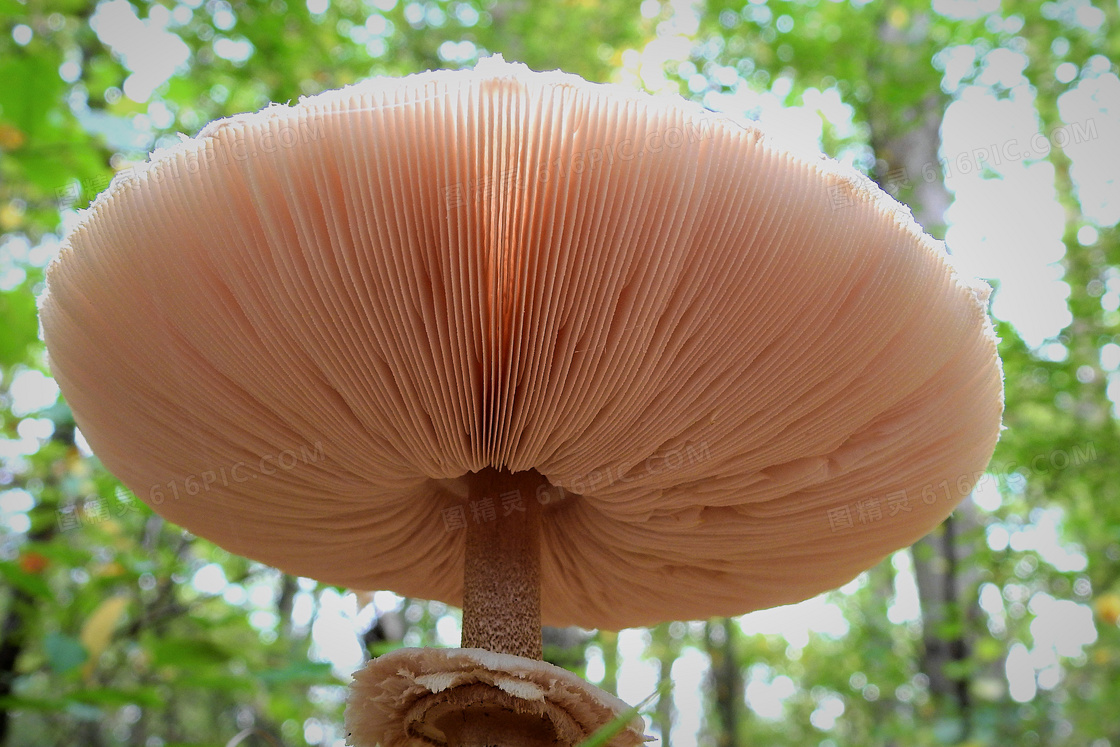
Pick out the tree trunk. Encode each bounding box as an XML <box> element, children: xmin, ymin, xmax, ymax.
<box><xmin>599</xmin><ymin>630</ymin><xmax>619</xmax><ymax>697</ymax></box>
<box><xmin>704</xmin><ymin>619</ymin><xmax>741</xmax><ymax>747</ymax></box>
<box><xmin>542</xmin><ymin>626</ymin><xmax>589</xmax><ymax>674</ymax></box>
<box><xmin>0</xmin><ymin>587</ymin><xmax>33</xmax><ymax>746</ymax></box>
<box><xmin>911</xmin><ymin>508</ymin><xmax>982</xmax><ymax>728</ymax></box>
<box><xmin>275</xmin><ymin>575</ymin><xmax>298</xmax><ymax>637</ymax></box>
<box><xmin>866</xmin><ymin>9</ymin><xmax>982</xmax><ymax>734</ymax></box>
<box><xmin>651</xmin><ymin>623</ymin><xmax>677</xmax><ymax>747</ymax></box>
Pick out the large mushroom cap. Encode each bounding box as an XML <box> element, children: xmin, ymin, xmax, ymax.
<box><xmin>41</xmin><ymin>58</ymin><xmax>1003</xmax><ymax>630</ymax></box>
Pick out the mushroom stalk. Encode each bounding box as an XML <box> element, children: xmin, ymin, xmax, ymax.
<box><xmin>461</xmin><ymin>468</ymin><xmax>546</xmax><ymax>659</ymax></box>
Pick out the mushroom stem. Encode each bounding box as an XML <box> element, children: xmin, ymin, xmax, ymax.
<box><xmin>461</xmin><ymin>468</ymin><xmax>546</xmax><ymax>659</ymax></box>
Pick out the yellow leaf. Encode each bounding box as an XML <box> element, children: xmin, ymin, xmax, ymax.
<box><xmin>80</xmin><ymin>595</ymin><xmax>130</xmax><ymax>680</ymax></box>
<box><xmin>0</xmin><ymin>123</ymin><xmax>24</xmax><ymax>150</ymax></box>
<box><xmin>96</xmin><ymin>561</ymin><xmax>127</xmax><ymax>578</ymax></box>
<box><xmin>0</xmin><ymin>202</ymin><xmax>23</xmax><ymax>231</ymax></box>
<box><xmin>98</xmin><ymin>518</ymin><xmax>123</xmax><ymax>537</ymax></box>
<box><xmin>1096</xmin><ymin>593</ymin><xmax>1120</xmax><ymax>626</ymax></box>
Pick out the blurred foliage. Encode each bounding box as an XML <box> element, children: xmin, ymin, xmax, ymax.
<box><xmin>1</xmin><ymin>0</ymin><xmax>1118</xmax><ymax>745</ymax></box>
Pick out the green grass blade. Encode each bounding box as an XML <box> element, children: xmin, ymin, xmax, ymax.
<box><xmin>575</xmin><ymin>681</ymin><xmax>671</xmax><ymax>747</ymax></box>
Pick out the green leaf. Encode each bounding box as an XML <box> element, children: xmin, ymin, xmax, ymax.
<box><xmin>70</xmin><ymin>686</ymin><xmax>163</xmax><ymax>708</ymax></box>
<box><xmin>149</xmin><ymin>637</ymin><xmax>231</xmax><ymax>668</ymax></box>
<box><xmin>0</xmin><ymin>560</ymin><xmax>52</xmax><ymax>600</ymax></box>
<box><xmin>367</xmin><ymin>639</ymin><xmax>405</xmax><ymax>657</ymax></box>
<box><xmin>181</xmin><ymin>671</ymin><xmax>255</xmax><ymax>693</ymax></box>
<box><xmin>0</xmin><ymin>51</ymin><xmax>64</xmax><ymax>134</ymax></box>
<box><xmin>0</xmin><ymin>284</ymin><xmax>40</xmax><ymax>367</ymax></box>
<box><xmin>257</xmin><ymin>659</ymin><xmax>337</xmax><ymax>685</ymax></box>
<box><xmin>0</xmin><ymin>695</ymin><xmax>64</xmax><ymax>712</ymax></box>
<box><xmin>44</xmin><ymin>632</ymin><xmax>88</xmax><ymax>674</ymax></box>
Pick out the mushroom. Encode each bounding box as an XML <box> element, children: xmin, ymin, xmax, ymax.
<box><xmin>346</xmin><ymin>647</ymin><xmax>644</xmax><ymax>747</ymax></box>
<box><xmin>40</xmin><ymin>57</ymin><xmax>1003</xmax><ymax>746</ymax></box>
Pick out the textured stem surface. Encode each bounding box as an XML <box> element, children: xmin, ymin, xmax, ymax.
<box><xmin>461</xmin><ymin>468</ymin><xmax>545</xmax><ymax>659</ymax></box>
